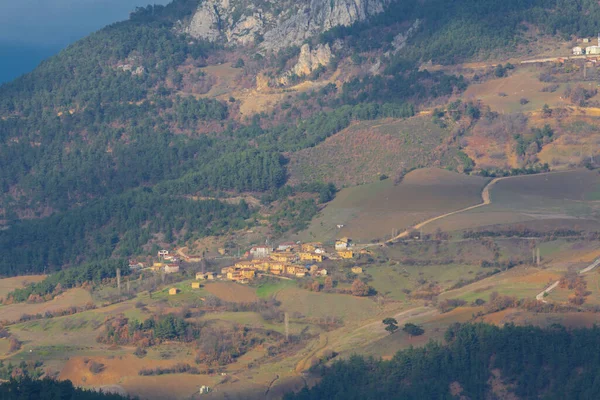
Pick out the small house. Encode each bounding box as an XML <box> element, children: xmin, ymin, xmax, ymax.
<box><xmin>250</xmin><ymin>245</ymin><xmax>272</xmax><ymax>259</ymax></box>
<box><xmin>584</xmin><ymin>38</ymin><xmax>590</xmax><ymax>43</ymax></box>
<box><xmin>158</xmin><ymin>249</ymin><xmax>169</xmax><ymax>259</ymax></box>
<box><xmin>169</xmin><ymin>288</ymin><xmax>179</xmax><ymax>295</ymax></box>
<box><xmin>299</xmin><ymin>253</ymin><xmax>323</xmax><ymax>262</ymax></box>
<box><xmin>196</xmin><ymin>272</ymin><xmax>206</xmax><ymax>280</ymax></box>
<box><xmin>587</xmin><ymin>46</ymin><xmax>600</xmax><ymax>55</ymax></box>
<box><xmin>191</xmin><ymin>282</ymin><xmax>201</xmax><ymax>289</ymax></box>
<box><xmin>335</xmin><ymin>237</ymin><xmax>352</xmax><ymax>250</ymax></box>
<box><xmin>241</xmin><ymin>268</ymin><xmax>256</xmax><ymax>279</ymax></box>
<box><xmin>573</xmin><ymin>46</ymin><xmax>583</xmax><ymax>55</ymax></box>
<box><xmin>351</xmin><ymin>266</ymin><xmax>363</xmax><ymax>274</ymax></box>
<box><xmin>206</xmin><ymin>272</ymin><xmax>216</xmax><ymax>280</ymax></box>
<box><xmin>218</xmin><ymin>247</ymin><xmax>226</xmax><ymax>255</ymax></box>
<box><xmin>277</xmin><ymin>242</ymin><xmax>296</xmax><ymax>252</ymax></box>
<box><xmin>271</xmin><ymin>252</ymin><xmax>297</xmax><ymax>263</ymax></box>
<box><xmin>338</xmin><ymin>250</ymin><xmax>354</xmax><ymax>259</ymax></box>
<box><xmin>164</xmin><ymin>264</ymin><xmax>180</xmax><ymax>274</ymax></box>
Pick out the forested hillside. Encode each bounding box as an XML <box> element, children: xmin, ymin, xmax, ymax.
<box><xmin>2</xmin><ymin>0</ymin><xmax>600</xmax><ymax>276</ymax></box>
<box><xmin>288</xmin><ymin>323</ymin><xmax>600</xmax><ymax>400</ymax></box>
<box><xmin>0</xmin><ymin>377</ymin><xmax>131</xmax><ymax>399</ymax></box>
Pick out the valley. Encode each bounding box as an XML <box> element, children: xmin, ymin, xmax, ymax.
<box><xmin>3</xmin><ymin>0</ymin><xmax>600</xmax><ymax>399</ymax></box>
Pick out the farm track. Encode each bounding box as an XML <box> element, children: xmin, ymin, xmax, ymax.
<box><xmin>383</xmin><ymin>170</ymin><xmax>577</xmax><ymax>245</ymax></box>
<box><xmin>536</xmin><ymin>257</ymin><xmax>600</xmax><ymax>302</ymax></box>
<box><xmin>293</xmin><ymin>307</ymin><xmax>435</xmax><ymax>373</ymax></box>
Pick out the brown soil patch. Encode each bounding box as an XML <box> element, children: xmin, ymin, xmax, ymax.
<box><xmin>59</xmin><ymin>354</ymin><xmax>197</xmax><ymax>387</ymax></box>
<box><xmin>0</xmin><ymin>275</ymin><xmax>46</xmax><ymax>300</ymax></box>
<box><xmin>0</xmin><ymin>288</ymin><xmax>92</xmax><ymax>323</ymax></box>
<box><xmin>204</xmin><ymin>282</ymin><xmax>258</xmax><ymax>303</ymax></box>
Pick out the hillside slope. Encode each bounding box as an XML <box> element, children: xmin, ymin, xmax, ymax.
<box><xmin>2</xmin><ymin>0</ymin><xmax>600</xmax><ymax>275</ymax></box>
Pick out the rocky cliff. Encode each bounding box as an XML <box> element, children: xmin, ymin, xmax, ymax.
<box><xmin>184</xmin><ymin>0</ymin><xmax>390</xmax><ymax>51</ymax></box>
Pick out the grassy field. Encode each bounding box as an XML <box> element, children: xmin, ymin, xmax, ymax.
<box><xmin>204</xmin><ymin>282</ymin><xmax>259</xmax><ymax>303</ymax></box>
<box><xmin>425</xmin><ymin>169</ymin><xmax>600</xmax><ymax>233</ymax></box>
<box><xmin>462</xmin><ymin>67</ymin><xmax>571</xmax><ymax>114</ymax></box>
<box><xmin>0</xmin><ymin>288</ymin><xmax>93</xmax><ymax>323</ymax></box>
<box><xmin>288</xmin><ymin>116</ymin><xmax>458</xmax><ymax>188</ymax></box>
<box><xmin>275</xmin><ymin>287</ymin><xmax>381</xmax><ymax>323</ymax></box>
<box><xmin>0</xmin><ymin>275</ymin><xmax>46</xmax><ymax>300</ymax></box>
<box><xmin>294</xmin><ymin>168</ymin><xmax>488</xmax><ymax>243</ymax></box>
<box><xmin>369</xmin><ymin>263</ymin><xmax>489</xmax><ymax>301</ymax></box>
<box><xmin>255</xmin><ymin>280</ymin><xmax>297</xmax><ymax>299</ymax></box>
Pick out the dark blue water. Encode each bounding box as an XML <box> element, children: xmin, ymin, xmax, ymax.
<box><xmin>0</xmin><ymin>0</ymin><xmax>172</xmax><ymax>85</ymax></box>
<box><xmin>0</xmin><ymin>43</ymin><xmax>59</xmax><ymax>84</ymax></box>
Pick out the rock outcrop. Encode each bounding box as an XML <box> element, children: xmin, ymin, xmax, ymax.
<box><xmin>184</xmin><ymin>0</ymin><xmax>390</xmax><ymax>51</ymax></box>
<box><xmin>279</xmin><ymin>43</ymin><xmax>333</xmax><ymax>85</ymax></box>
<box><xmin>292</xmin><ymin>44</ymin><xmax>333</xmax><ymax>77</ymax></box>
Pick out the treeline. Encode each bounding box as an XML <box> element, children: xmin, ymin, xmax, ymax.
<box><xmin>0</xmin><ymin>191</ymin><xmax>251</xmax><ymax>275</ymax></box>
<box><xmin>287</xmin><ymin>323</ymin><xmax>600</xmax><ymax>399</ymax></box>
<box><xmin>0</xmin><ymin>377</ymin><xmax>131</xmax><ymax>399</ymax></box>
<box><xmin>463</xmin><ymin>228</ymin><xmax>586</xmax><ymax>239</ymax></box>
<box><xmin>7</xmin><ymin>259</ymin><xmax>128</xmax><ymax>303</ymax></box>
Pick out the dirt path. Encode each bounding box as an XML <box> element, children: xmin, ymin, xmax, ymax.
<box><xmin>535</xmin><ymin>257</ymin><xmax>600</xmax><ymax>303</ymax></box>
<box><xmin>384</xmin><ymin>169</ymin><xmax>576</xmax><ymax>244</ymax></box>
<box><xmin>293</xmin><ymin>307</ymin><xmax>435</xmax><ymax>373</ymax></box>
<box><xmin>385</xmin><ymin>177</ymin><xmax>502</xmax><ymax>243</ymax></box>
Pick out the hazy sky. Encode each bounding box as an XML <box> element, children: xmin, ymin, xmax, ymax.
<box><xmin>0</xmin><ymin>0</ymin><xmax>171</xmax><ymax>83</ymax></box>
<box><xmin>0</xmin><ymin>0</ymin><xmax>171</xmax><ymax>46</ymax></box>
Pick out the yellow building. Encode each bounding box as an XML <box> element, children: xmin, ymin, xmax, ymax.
<box><xmin>169</xmin><ymin>288</ymin><xmax>179</xmax><ymax>295</ymax></box>
<box><xmin>271</xmin><ymin>252</ymin><xmax>297</xmax><ymax>263</ymax></box>
<box><xmin>351</xmin><ymin>267</ymin><xmax>363</xmax><ymax>274</ymax></box>
<box><xmin>222</xmin><ymin>266</ymin><xmax>236</xmax><ymax>275</ymax></box>
<box><xmin>299</xmin><ymin>253</ymin><xmax>323</xmax><ymax>262</ymax></box>
<box><xmin>151</xmin><ymin>262</ymin><xmax>164</xmax><ymax>271</ymax></box>
<box><xmin>191</xmin><ymin>282</ymin><xmax>201</xmax><ymax>289</ymax></box>
<box><xmin>301</xmin><ymin>242</ymin><xmax>322</xmax><ymax>252</ymax></box>
<box><xmin>338</xmin><ymin>250</ymin><xmax>354</xmax><ymax>259</ymax></box>
<box><xmin>286</xmin><ymin>265</ymin><xmax>307</xmax><ymax>275</ymax></box>
<box><xmin>241</xmin><ymin>269</ymin><xmax>256</xmax><ymax>279</ymax></box>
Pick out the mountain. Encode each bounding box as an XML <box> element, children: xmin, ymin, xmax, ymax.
<box><xmin>184</xmin><ymin>0</ymin><xmax>389</xmax><ymax>50</ymax></box>
<box><xmin>2</xmin><ymin>0</ymin><xmax>600</xmax><ymax>276</ymax></box>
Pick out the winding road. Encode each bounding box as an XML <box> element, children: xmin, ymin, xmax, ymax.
<box><xmin>385</xmin><ymin>177</ymin><xmax>503</xmax><ymax>243</ymax></box>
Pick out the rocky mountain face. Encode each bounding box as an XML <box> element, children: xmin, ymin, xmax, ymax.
<box><xmin>184</xmin><ymin>0</ymin><xmax>390</xmax><ymax>51</ymax></box>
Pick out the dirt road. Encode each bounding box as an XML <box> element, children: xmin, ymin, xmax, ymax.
<box><xmin>294</xmin><ymin>307</ymin><xmax>435</xmax><ymax>373</ymax></box>
<box><xmin>535</xmin><ymin>257</ymin><xmax>600</xmax><ymax>303</ymax></box>
<box><xmin>385</xmin><ymin>177</ymin><xmax>502</xmax><ymax>243</ymax></box>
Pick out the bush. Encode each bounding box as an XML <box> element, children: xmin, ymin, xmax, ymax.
<box><xmin>89</xmin><ymin>361</ymin><xmax>105</xmax><ymax>374</ymax></box>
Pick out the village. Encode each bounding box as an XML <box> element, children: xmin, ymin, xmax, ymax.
<box><xmin>129</xmin><ymin>237</ymin><xmax>366</xmax><ymax>294</ymax></box>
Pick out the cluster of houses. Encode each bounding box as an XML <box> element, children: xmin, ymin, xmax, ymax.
<box><xmin>219</xmin><ymin>238</ymin><xmax>356</xmax><ymax>283</ymax></box>
<box><xmin>136</xmin><ymin>238</ymin><xmax>362</xmax><ymax>293</ymax></box>
<box><xmin>573</xmin><ymin>35</ymin><xmax>600</xmax><ymax>55</ymax></box>
<box><xmin>128</xmin><ymin>250</ymin><xmax>182</xmax><ymax>274</ymax></box>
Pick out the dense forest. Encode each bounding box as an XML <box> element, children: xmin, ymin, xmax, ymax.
<box><xmin>287</xmin><ymin>323</ymin><xmax>600</xmax><ymax>400</ymax></box>
<box><xmin>0</xmin><ymin>377</ymin><xmax>131</xmax><ymax>399</ymax></box>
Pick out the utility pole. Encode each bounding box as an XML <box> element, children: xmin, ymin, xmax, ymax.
<box><xmin>536</xmin><ymin>248</ymin><xmax>541</xmax><ymax>267</ymax></box>
<box><xmin>284</xmin><ymin>312</ymin><xmax>290</xmax><ymax>342</ymax></box>
<box><xmin>116</xmin><ymin>268</ymin><xmax>121</xmax><ymax>294</ymax></box>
